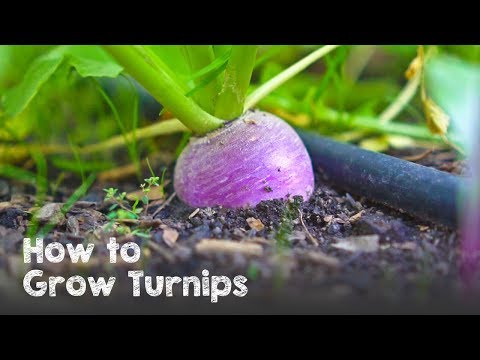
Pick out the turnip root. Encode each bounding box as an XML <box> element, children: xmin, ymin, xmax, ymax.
<box><xmin>174</xmin><ymin>110</ymin><xmax>314</xmax><ymax>208</ymax></box>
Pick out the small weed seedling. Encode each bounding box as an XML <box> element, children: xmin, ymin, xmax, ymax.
<box><xmin>102</xmin><ymin>162</ymin><xmax>167</xmax><ymax>239</ymax></box>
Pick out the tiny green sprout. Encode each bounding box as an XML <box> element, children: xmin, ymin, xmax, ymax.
<box><xmin>103</xmin><ymin>187</ymin><xmax>118</xmax><ymax>201</ymax></box>
<box><xmin>141</xmin><ymin>176</ymin><xmax>161</xmax><ymax>196</ymax></box>
<box><xmin>145</xmin><ymin>176</ymin><xmax>160</xmax><ymax>187</ymax></box>
<box><xmin>247</xmin><ymin>263</ymin><xmax>260</xmax><ymax>280</ymax></box>
<box><xmin>107</xmin><ymin>211</ymin><xmax>118</xmax><ymax>220</ymax></box>
<box><xmin>131</xmin><ymin>228</ymin><xmax>151</xmax><ymax>239</ymax></box>
<box><xmin>104</xmin><ymin>186</ymin><xmax>139</xmax><ymax>221</ymax></box>
<box><xmin>116</xmin><ymin>209</ymin><xmax>138</xmax><ymax>220</ymax></box>
<box><xmin>132</xmin><ymin>198</ymin><xmax>143</xmax><ymax>214</ymax></box>
<box><xmin>116</xmin><ymin>225</ymin><xmax>129</xmax><ymax>235</ymax></box>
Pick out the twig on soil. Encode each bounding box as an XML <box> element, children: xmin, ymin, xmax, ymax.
<box><xmin>65</xmin><ymin>233</ymin><xmax>85</xmax><ymax>242</ymax></box>
<box><xmin>151</xmin><ymin>192</ymin><xmax>176</xmax><ymax>218</ymax></box>
<box><xmin>332</xmin><ymin>235</ymin><xmax>380</xmax><ymax>253</ymax></box>
<box><xmin>402</xmin><ymin>149</ymin><xmax>434</xmax><ymax>162</ymax></box>
<box><xmin>97</xmin><ymin>154</ymin><xmax>174</xmax><ymax>182</ymax></box>
<box><xmin>298</xmin><ymin>209</ymin><xmax>319</xmax><ymax>246</ymax></box>
<box><xmin>243</xmin><ymin>237</ymin><xmax>272</xmax><ymax>245</ymax></box>
<box><xmin>188</xmin><ymin>208</ymin><xmax>200</xmax><ymax>219</ymax></box>
<box><xmin>138</xmin><ymin>219</ymin><xmax>163</xmax><ymax>229</ymax></box>
<box><xmin>349</xmin><ymin>210</ymin><xmax>365</xmax><ymax>223</ymax></box>
<box><xmin>195</xmin><ymin>239</ymin><xmax>263</xmax><ymax>257</ymax></box>
<box><xmin>81</xmin><ymin>119</ymin><xmax>188</xmax><ymax>154</ymax></box>
<box><xmin>148</xmin><ymin>240</ymin><xmax>175</xmax><ymax>262</ymax></box>
<box><xmin>116</xmin><ymin>218</ymin><xmax>139</xmax><ymax>224</ymax></box>
<box><xmin>304</xmin><ymin>250</ymin><xmax>340</xmax><ymax>269</ymax></box>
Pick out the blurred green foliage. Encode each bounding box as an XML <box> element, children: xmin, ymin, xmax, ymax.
<box><xmin>0</xmin><ymin>45</ymin><xmax>478</xmax><ymax>187</ymax></box>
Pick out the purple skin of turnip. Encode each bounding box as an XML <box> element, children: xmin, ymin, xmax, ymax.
<box><xmin>174</xmin><ymin>110</ymin><xmax>315</xmax><ymax>208</ymax></box>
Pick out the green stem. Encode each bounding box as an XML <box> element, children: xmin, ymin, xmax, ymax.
<box><xmin>81</xmin><ymin>118</ymin><xmax>188</xmax><ymax>154</ymax></box>
<box><xmin>259</xmin><ymin>94</ymin><xmax>461</xmax><ymax>146</ymax></box>
<box><xmin>103</xmin><ymin>45</ymin><xmax>224</xmax><ymax>135</ymax></box>
<box><xmin>316</xmin><ymin>106</ymin><xmax>459</xmax><ymax>144</ymax></box>
<box><xmin>215</xmin><ymin>45</ymin><xmax>258</xmax><ymax>119</ymax></box>
<box><xmin>181</xmin><ymin>45</ymin><xmax>218</xmax><ymax>113</ymax></box>
<box><xmin>379</xmin><ymin>71</ymin><xmax>421</xmax><ymax>124</ymax></box>
<box><xmin>245</xmin><ymin>45</ymin><xmax>340</xmax><ymax>110</ymax></box>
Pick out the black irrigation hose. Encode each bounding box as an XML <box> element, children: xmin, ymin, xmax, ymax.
<box><xmin>132</xmin><ymin>86</ymin><xmax>465</xmax><ymax>227</ymax></box>
<box><xmin>297</xmin><ymin>130</ymin><xmax>467</xmax><ymax>228</ymax></box>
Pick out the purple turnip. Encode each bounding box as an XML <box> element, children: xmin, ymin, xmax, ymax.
<box><xmin>174</xmin><ymin>110</ymin><xmax>315</xmax><ymax>208</ymax></box>
<box><xmin>104</xmin><ymin>46</ymin><xmax>339</xmax><ymax>209</ymax></box>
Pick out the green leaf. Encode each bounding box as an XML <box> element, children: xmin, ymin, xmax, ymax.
<box><xmin>149</xmin><ymin>46</ymin><xmax>191</xmax><ymax>77</ymax></box>
<box><xmin>2</xmin><ymin>46</ymin><xmax>122</xmax><ymax>119</ymax></box>
<box><xmin>51</xmin><ymin>157</ymin><xmax>112</xmax><ymax>173</ymax></box>
<box><xmin>132</xmin><ymin>198</ymin><xmax>140</xmax><ymax>212</ymax></box>
<box><xmin>61</xmin><ymin>173</ymin><xmax>96</xmax><ymax>215</ymax></box>
<box><xmin>0</xmin><ymin>46</ymin><xmax>11</xmax><ymax>81</ymax></box>
<box><xmin>2</xmin><ymin>46</ymin><xmax>66</xmax><ymax>117</ymax></box>
<box><xmin>0</xmin><ymin>164</ymin><xmax>36</xmax><ymax>184</ymax></box>
<box><xmin>381</xmin><ymin>45</ymin><xmax>418</xmax><ymax>57</ymax></box>
<box><xmin>426</xmin><ymin>54</ymin><xmax>480</xmax><ymax>153</ymax></box>
<box><xmin>32</xmin><ymin>150</ymin><xmax>48</xmax><ymax>205</ymax></box>
<box><xmin>117</xmin><ymin>209</ymin><xmax>138</xmax><ymax>220</ymax></box>
<box><xmin>65</xmin><ymin>46</ymin><xmax>123</xmax><ymax>78</ymax></box>
<box><xmin>189</xmin><ymin>50</ymin><xmax>231</xmax><ymax>81</ymax></box>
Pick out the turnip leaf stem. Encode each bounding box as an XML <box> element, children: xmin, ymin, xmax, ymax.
<box><xmin>245</xmin><ymin>45</ymin><xmax>340</xmax><ymax>110</ymax></box>
<box><xmin>379</xmin><ymin>72</ymin><xmax>421</xmax><ymax>124</ymax></box>
<box><xmin>215</xmin><ymin>46</ymin><xmax>258</xmax><ymax>119</ymax></box>
<box><xmin>81</xmin><ymin>119</ymin><xmax>188</xmax><ymax>154</ymax></box>
<box><xmin>181</xmin><ymin>46</ymin><xmax>218</xmax><ymax>113</ymax></box>
<box><xmin>103</xmin><ymin>45</ymin><xmax>224</xmax><ymax>135</ymax></box>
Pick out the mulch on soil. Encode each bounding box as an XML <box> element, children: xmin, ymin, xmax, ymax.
<box><xmin>0</xmin><ymin>148</ymin><xmax>470</xmax><ymax>311</ymax></box>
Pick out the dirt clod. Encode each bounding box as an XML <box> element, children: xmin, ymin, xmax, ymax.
<box><xmin>332</xmin><ymin>235</ymin><xmax>380</xmax><ymax>253</ymax></box>
<box><xmin>0</xmin><ymin>148</ymin><xmax>466</xmax><ymax>310</ymax></box>
<box><xmin>162</xmin><ymin>228</ymin><xmax>179</xmax><ymax>247</ymax></box>
<box><xmin>246</xmin><ymin>217</ymin><xmax>265</xmax><ymax>231</ymax></box>
<box><xmin>34</xmin><ymin>203</ymin><xmax>65</xmax><ymax>225</ymax></box>
<box><xmin>0</xmin><ymin>208</ymin><xmax>25</xmax><ymax>229</ymax></box>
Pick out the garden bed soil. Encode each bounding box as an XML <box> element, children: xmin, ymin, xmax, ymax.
<box><xmin>0</xmin><ymin>147</ymin><xmax>476</xmax><ymax>314</ymax></box>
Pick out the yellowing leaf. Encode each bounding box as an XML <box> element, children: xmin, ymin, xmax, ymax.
<box><xmin>386</xmin><ymin>135</ymin><xmax>416</xmax><ymax>149</ymax></box>
<box><xmin>0</xmin><ymin>144</ymin><xmax>29</xmax><ymax>163</ymax></box>
<box><xmin>273</xmin><ymin>108</ymin><xmax>311</xmax><ymax>127</ymax></box>
<box><xmin>423</xmin><ymin>97</ymin><xmax>450</xmax><ymax>135</ymax></box>
<box><xmin>0</xmin><ymin>112</ymin><xmax>34</xmax><ymax>141</ymax></box>
<box><xmin>334</xmin><ymin>130</ymin><xmax>367</xmax><ymax>142</ymax></box>
<box><xmin>405</xmin><ymin>46</ymin><xmax>424</xmax><ymax>80</ymax></box>
<box><xmin>359</xmin><ymin>136</ymin><xmax>390</xmax><ymax>152</ymax></box>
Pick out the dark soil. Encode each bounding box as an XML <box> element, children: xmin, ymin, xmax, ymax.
<box><xmin>0</xmin><ymin>147</ymin><xmax>475</xmax><ymax>314</ymax></box>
